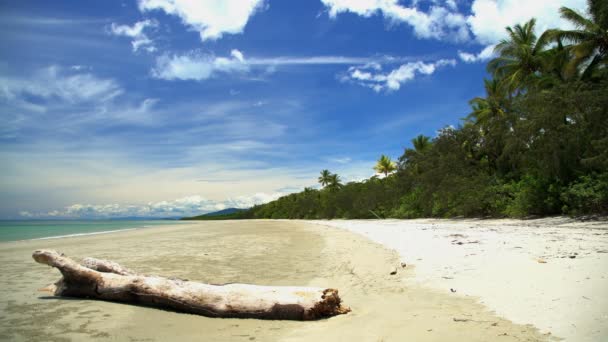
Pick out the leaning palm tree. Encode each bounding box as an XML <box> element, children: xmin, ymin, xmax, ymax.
<box><xmin>318</xmin><ymin>169</ymin><xmax>332</xmax><ymax>187</ymax></box>
<box><xmin>548</xmin><ymin>1</ymin><xmax>608</xmax><ymax>79</ymax></box>
<box><xmin>488</xmin><ymin>18</ymin><xmax>552</xmax><ymax>92</ymax></box>
<box><xmin>373</xmin><ymin>154</ymin><xmax>397</xmax><ymax>177</ymax></box>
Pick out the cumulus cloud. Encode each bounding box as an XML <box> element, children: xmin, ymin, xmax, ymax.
<box><xmin>458</xmin><ymin>44</ymin><xmax>495</xmax><ymax>63</ymax></box>
<box><xmin>151</xmin><ymin>49</ymin><xmax>249</xmax><ymax>81</ymax></box>
<box><xmin>343</xmin><ymin>59</ymin><xmax>456</xmax><ymax>92</ymax></box>
<box><xmin>0</xmin><ymin>65</ymin><xmax>122</xmax><ymax>104</ymax></box>
<box><xmin>467</xmin><ymin>0</ymin><xmax>587</xmax><ymax>45</ymax></box>
<box><xmin>108</xmin><ymin>19</ymin><xmax>158</xmax><ymax>52</ymax></box>
<box><xmin>137</xmin><ymin>0</ymin><xmax>267</xmax><ymax>41</ymax></box>
<box><xmin>320</xmin><ymin>0</ymin><xmax>470</xmax><ymax>41</ymax></box>
<box><xmin>21</xmin><ymin>193</ymin><xmax>284</xmax><ymax>219</ymax></box>
<box><xmin>321</xmin><ymin>0</ymin><xmax>588</xmax><ymax>47</ymax></box>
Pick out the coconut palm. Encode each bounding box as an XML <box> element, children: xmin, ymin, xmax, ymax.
<box><xmin>373</xmin><ymin>154</ymin><xmax>397</xmax><ymax>177</ymax></box>
<box><xmin>488</xmin><ymin>18</ymin><xmax>552</xmax><ymax>92</ymax></box>
<box><xmin>327</xmin><ymin>173</ymin><xmax>342</xmax><ymax>190</ymax></box>
<box><xmin>467</xmin><ymin>78</ymin><xmax>507</xmax><ymax>126</ymax></box>
<box><xmin>536</xmin><ymin>38</ymin><xmax>576</xmax><ymax>86</ymax></box>
<box><xmin>548</xmin><ymin>1</ymin><xmax>608</xmax><ymax>79</ymax></box>
<box><xmin>318</xmin><ymin>169</ymin><xmax>332</xmax><ymax>187</ymax></box>
<box><xmin>411</xmin><ymin>134</ymin><xmax>432</xmax><ymax>153</ymax></box>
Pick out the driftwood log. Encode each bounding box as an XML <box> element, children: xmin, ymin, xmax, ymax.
<box><xmin>33</xmin><ymin>250</ymin><xmax>350</xmax><ymax>320</ymax></box>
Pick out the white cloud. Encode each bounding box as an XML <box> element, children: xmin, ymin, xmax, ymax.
<box><xmin>151</xmin><ymin>50</ymin><xmax>249</xmax><ymax>81</ymax></box>
<box><xmin>137</xmin><ymin>0</ymin><xmax>267</xmax><ymax>41</ymax></box>
<box><xmin>343</xmin><ymin>59</ymin><xmax>456</xmax><ymax>92</ymax></box>
<box><xmin>321</xmin><ymin>0</ymin><xmax>588</xmax><ymax>46</ymax></box>
<box><xmin>458</xmin><ymin>44</ymin><xmax>495</xmax><ymax>63</ymax></box>
<box><xmin>109</xmin><ymin>19</ymin><xmax>158</xmax><ymax>52</ymax></box>
<box><xmin>223</xmin><ymin>192</ymin><xmax>283</xmax><ymax>209</ymax></box>
<box><xmin>445</xmin><ymin>0</ymin><xmax>458</xmax><ymax>11</ymax></box>
<box><xmin>231</xmin><ymin>49</ymin><xmax>244</xmax><ymax>62</ymax></box>
<box><xmin>249</xmin><ymin>56</ymin><xmax>386</xmax><ymax>65</ymax></box>
<box><xmin>327</xmin><ymin>157</ymin><xmax>352</xmax><ymax>164</ymax></box>
<box><xmin>0</xmin><ymin>65</ymin><xmax>122</xmax><ymax>104</ymax></box>
<box><xmin>467</xmin><ymin>0</ymin><xmax>587</xmax><ymax>45</ymax></box>
<box><xmin>20</xmin><ymin>193</ymin><xmax>284</xmax><ymax>218</ymax></box>
<box><xmin>150</xmin><ymin>50</ymin><xmax>421</xmax><ymax>81</ymax></box>
<box><xmin>320</xmin><ymin>0</ymin><xmax>470</xmax><ymax>41</ymax></box>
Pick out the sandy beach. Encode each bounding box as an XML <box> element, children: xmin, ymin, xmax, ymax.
<box><xmin>310</xmin><ymin>218</ymin><xmax>608</xmax><ymax>342</ymax></box>
<box><xmin>0</xmin><ymin>220</ymin><xmax>551</xmax><ymax>341</ymax></box>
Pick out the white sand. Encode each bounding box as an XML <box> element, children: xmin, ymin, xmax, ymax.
<box><xmin>308</xmin><ymin>218</ymin><xmax>608</xmax><ymax>342</ymax></box>
<box><xmin>1</xmin><ymin>220</ymin><xmax>548</xmax><ymax>341</ymax></box>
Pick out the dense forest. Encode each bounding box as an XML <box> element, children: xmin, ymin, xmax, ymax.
<box><xmin>213</xmin><ymin>2</ymin><xmax>608</xmax><ymax>220</ymax></box>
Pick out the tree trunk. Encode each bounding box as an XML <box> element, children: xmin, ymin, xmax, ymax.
<box><xmin>33</xmin><ymin>250</ymin><xmax>350</xmax><ymax>320</ymax></box>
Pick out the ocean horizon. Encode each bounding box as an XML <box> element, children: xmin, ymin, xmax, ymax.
<box><xmin>0</xmin><ymin>220</ymin><xmax>184</xmax><ymax>242</ymax></box>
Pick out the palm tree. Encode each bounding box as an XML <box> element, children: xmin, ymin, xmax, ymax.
<box><xmin>398</xmin><ymin>135</ymin><xmax>433</xmax><ymax>170</ymax></box>
<box><xmin>548</xmin><ymin>1</ymin><xmax>608</xmax><ymax>79</ymax></box>
<box><xmin>536</xmin><ymin>38</ymin><xmax>576</xmax><ymax>85</ymax></box>
<box><xmin>411</xmin><ymin>134</ymin><xmax>432</xmax><ymax>153</ymax></box>
<box><xmin>467</xmin><ymin>79</ymin><xmax>507</xmax><ymax>126</ymax></box>
<box><xmin>373</xmin><ymin>154</ymin><xmax>397</xmax><ymax>177</ymax></box>
<box><xmin>327</xmin><ymin>173</ymin><xmax>342</xmax><ymax>190</ymax></box>
<box><xmin>318</xmin><ymin>169</ymin><xmax>332</xmax><ymax>187</ymax></box>
<box><xmin>488</xmin><ymin>18</ymin><xmax>552</xmax><ymax>92</ymax></box>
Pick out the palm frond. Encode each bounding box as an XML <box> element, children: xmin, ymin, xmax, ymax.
<box><xmin>560</xmin><ymin>7</ymin><xmax>596</xmax><ymax>30</ymax></box>
<box><xmin>552</xmin><ymin>30</ymin><xmax>594</xmax><ymax>44</ymax></box>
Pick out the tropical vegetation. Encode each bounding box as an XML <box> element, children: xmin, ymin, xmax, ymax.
<box><xmin>193</xmin><ymin>2</ymin><xmax>608</xmax><ymax>220</ymax></box>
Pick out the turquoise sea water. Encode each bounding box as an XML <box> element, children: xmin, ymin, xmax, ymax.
<box><xmin>0</xmin><ymin>220</ymin><xmax>183</xmax><ymax>242</ymax></box>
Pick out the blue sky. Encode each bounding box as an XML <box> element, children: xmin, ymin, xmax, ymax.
<box><xmin>0</xmin><ymin>0</ymin><xmax>588</xmax><ymax>218</ymax></box>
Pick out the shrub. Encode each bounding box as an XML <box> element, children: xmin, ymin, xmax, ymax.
<box><xmin>561</xmin><ymin>173</ymin><xmax>608</xmax><ymax>215</ymax></box>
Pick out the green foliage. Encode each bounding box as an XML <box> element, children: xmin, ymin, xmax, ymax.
<box><xmin>187</xmin><ymin>4</ymin><xmax>608</xmax><ymax>221</ymax></box>
<box><xmin>501</xmin><ymin>176</ymin><xmax>561</xmax><ymax>217</ymax></box>
<box><xmin>561</xmin><ymin>173</ymin><xmax>608</xmax><ymax>215</ymax></box>
<box><xmin>181</xmin><ymin>211</ymin><xmax>248</xmax><ymax>220</ymax></box>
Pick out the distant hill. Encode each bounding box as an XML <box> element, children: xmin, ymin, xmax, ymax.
<box><xmin>180</xmin><ymin>208</ymin><xmax>247</xmax><ymax>220</ymax></box>
<box><xmin>202</xmin><ymin>208</ymin><xmax>245</xmax><ymax>216</ymax></box>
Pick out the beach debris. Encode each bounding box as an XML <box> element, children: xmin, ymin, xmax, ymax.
<box><xmin>400</xmin><ymin>262</ymin><xmax>407</xmax><ymax>268</ymax></box>
<box><xmin>390</xmin><ymin>267</ymin><xmax>398</xmax><ymax>275</ymax></box>
<box><xmin>453</xmin><ymin>318</ymin><xmax>470</xmax><ymax>322</ymax></box>
<box><xmin>448</xmin><ymin>234</ymin><xmax>467</xmax><ymax>238</ymax></box>
<box><xmin>537</xmin><ymin>259</ymin><xmax>547</xmax><ymax>263</ymax></box>
<box><xmin>569</xmin><ymin>255</ymin><xmax>576</xmax><ymax>259</ymax></box>
<box><xmin>450</xmin><ymin>288</ymin><xmax>457</xmax><ymax>293</ymax></box>
<box><xmin>451</xmin><ymin>240</ymin><xmax>480</xmax><ymax>245</ymax></box>
<box><xmin>32</xmin><ymin>249</ymin><xmax>350</xmax><ymax>321</ymax></box>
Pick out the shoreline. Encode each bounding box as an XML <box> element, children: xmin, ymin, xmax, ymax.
<box><xmin>0</xmin><ymin>220</ymin><xmax>186</xmax><ymax>243</ymax></box>
<box><xmin>0</xmin><ymin>220</ymin><xmax>549</xmax><ymax>341</ymax></box>
<box><xmin>19</xmin><ymin>228</ymin><xmax>139</xmax><ymax>241</ymax></box>
<box><xmin>309</xmin><ymin>218</ymin><xmax>608</xmax><ymax>342</ymax></box>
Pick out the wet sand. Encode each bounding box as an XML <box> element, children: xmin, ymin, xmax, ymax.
<box><xmin>0</xmin><ymin>220</ymin><xmax>548</xmax><ymax>341</ymax></box>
